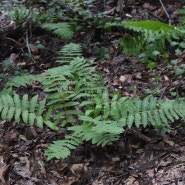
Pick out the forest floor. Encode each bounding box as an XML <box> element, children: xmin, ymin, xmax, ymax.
<box><xmin>0</xmin><ymin>0</ymin><xmax>185</xmax><ymax>184</ymax></box>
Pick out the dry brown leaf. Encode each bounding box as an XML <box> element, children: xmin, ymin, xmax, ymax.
<box><xmin>62</xmin><ymin>176</ymin><xmax>79</xmax><ymax>185</ymax></box>
<box><xmin>146</xmin><ymin>168</ymin><xmax>155</xmax><ymax>177</ymax></box>
<box><xmin>0</xmin><ymin>163</ymin><xmax>9</xmax><ymax>183</ymax></box>
<box><xmin>125</xmin><ymin>176</ymin><xmax>139</xmax><ymax>185</ymax></box>
<box><xmin>163</xmin><ymin>136</ymin><xmax>175</xmax><ymax>147</ymax></box>
<box><xmin>70</xmin><ymin>163</ymin><xmax>89</xmax><ymax>177</ymax></box>
<box><xmin>13</xmin><ymin>163</ymin><xmax>32</xmax><ymax>178</ymax></box>
<box><xmin>180</xmin><ymin>146</ymin><xmax>185</xmax><ymax>152</ymax></box>
<box><xmin>50</xmin><ymin>170</ymin><xmax>62</xmax><ymax>178</ymax></box>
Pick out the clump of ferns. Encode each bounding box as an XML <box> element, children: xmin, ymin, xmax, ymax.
<box><xmin>0</xmin><ymin>0</ymin><xmax>38</xmax><ymax>25</ymax></box>
<box><xmin>43</xmin><ymin>45</ymin><xmax>185</xmax><ymax>160</ymax></box>
<box><xmin>46</xmin><ymin>87</ymin><xmax>185</xmax><ymax>160</ymax></box>
<box><xmin>170</xmin><ymin>7</ymin><xmax>185</xmax><ymax>57</ymax></box>
<box><xmin>1</xmin><ymin>43</ymin><xmax>185</xmax><ymax>160</ymax></box>
<box><xmin>106</xmin><ymin>20</ymin><xmax>181</xmax><ymax>64</ymax></box>
<box><xmin>43</xmin><ymin>43</ymin><xmax>106</xmax><ymax>127</ymax></box>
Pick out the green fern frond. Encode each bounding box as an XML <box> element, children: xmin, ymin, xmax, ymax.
<box><xmin>41</xmin><ymin>22</ymin><xmax>74</xmax><ymax>40</ymax></box>
<box><xmin>122</xmin><ymin>20</ymin><xmax>176</xmax><ymax>39</ymax></box>
<box><xmin>0</xmin><ymin>94</ymin><xmax>55</xmax><ymax>128</ymax></box>
<box><xmin>66</xmin><ymin>94</ymin><xmax>185</xmax><ymax>156</ymax></box>
<box><xmin>8</xmin><ymin>75</ymin><xmax>33</xmax><ymax>88</ymax></box>
<box><xmin>119</xmin><ymin>20</ymin><xmax>180</xmax><ymax>56</ymax></box>
<box><xmin>57</xmin><ymin>43</ymin><xmax>82</xmax><ymax>62</ymax></box>
<box><xmin>45</xmin><ymin>135</ymin><xmax>83</xmax><ymax>160</ymax></box>
<box><xmin>120</xmin><ymin>34</ymin><xmax>144</xmax><ymax>55</ymax></box>
<box><xmin>67</xmin><ymin>119</ymin><xmax>122</xmax><ymax>148</ymax></box>
<box><xmin>7</xmin><ymin>74</ymin><xmax>44</xmax><ymax>88</ymax></box>
<box><xmin>42</xmin><ymin>55</ymin><xmax>106</xmax><ymax>133</ymax></box>
<box><xmin>8</xmin><ymin>6</ymin><xmax>36</xmax><ymax>24</ymax></box>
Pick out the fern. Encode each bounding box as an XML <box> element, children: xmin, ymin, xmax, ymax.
<box><xmin>1</xmin><ymin>51</ymin><xmax>185</xmax><ymax>160</ymax></box>
<box><xmin>0</xmin><ymin>94</ymin><xmax>54</xmax><ymax>128</ymax></box>
<box><xmin>46</xmin><ymin>85</ymin><xmax>185</xmax><ymax>159</ymax></box>
<box><xmin>44</xmin><ymin>56</ymin><xmax>105</xmax><ymax>127</ymax></box>
<box><xmin>8</xmin><ymin>7</ymin><xmax>33</xmax><ymax>24</ymax></box>
<box><xmin>45</xmin><ymin>135</ymin><xmax>83</xmax><ymax>160</ymax></box>
<box><xmin>108</xmin><ymin>20</ymin><xmax>180</xmax><ymax>59</ymax></box>
<box><xmin>122</xmin><ymin>20</ymin><xmax>176</xmax><ymax>39</ymax></box>
<box><xmin>1</xmin><ymin>20</ymin><xmax>185</xmax><ymax>160</ymax></box>
<box><xmin>43</xmin><ymin>43</ymin><xmax>105</xmax><ymax>128</ymax></box>
<box><xmin>121</xmin><ymin>20</ymin><xmax>177</xmax><ymax>56</ymax></box>
<box><xmin>45</xmin><ymin>63</ymin><xmax>185</xmax><ymax>159</ymax></box>
<box><xmin>56</xmin><ymin>43</ymin><xmax>83</xmax><ymax>62</ymax></box>
<box><xmin>41</xmin><ymin>22</ymin><xmax>74</xmax><ymax>40</ymax></box>
<box><xmin>41</xmin><ymin>42</ymin><xmax>185</xmax><ymax>159</ymax></box>
<box><xmin>7</xmin><ymin>74</ymin><xmax>44</xmax><ymax>88</ymax></box>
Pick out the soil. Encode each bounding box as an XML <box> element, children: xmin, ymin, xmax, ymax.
<box><xmin>0</xmin><ymin>0</ymin><xmax>185</xmax><ymax>184</ymax></box>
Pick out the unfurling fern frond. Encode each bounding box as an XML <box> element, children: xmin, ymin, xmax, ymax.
<box><xmin>41</xmin><ymin>22</ymin><xmax>74</xmax><ymax>40</ymax></box>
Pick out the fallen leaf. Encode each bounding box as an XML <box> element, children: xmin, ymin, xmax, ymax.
<box><xmin>70</xmin><ymin>163</ymin><xmax>89</xmax><ymax>177</ymax></box>
<box><xmin>13</xmin><ymin>163</ymin><xmax>32</xmax><ymax>178</ymax></box>
<box><xmin>0</xmin><ymin>162</ymin><xmax>9</xmax><ymax>183</ymax></box>
<box><xmin>180</xmin><ymin>146</ymin><xmax>185</xmax><ymax>152</ymax></box>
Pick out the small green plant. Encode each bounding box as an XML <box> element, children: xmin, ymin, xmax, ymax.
<box><xmin>6</xmin><ymin>74</ymin><xmax>44</xmax><ymax>88</ymax></box>
<box><xmin>0</xmin><ymin>94</ymin><xmax>46</xmax><ymax>127</ymax></box>
<box><xmin>106</xmin><ymin>20</ymin><xmax>180</xmax><ymax>66</ymax></box>
<box><xmin>41</xmin><ymin>22</ymin><xmax>74</xmax><ymax>40</ymax></box>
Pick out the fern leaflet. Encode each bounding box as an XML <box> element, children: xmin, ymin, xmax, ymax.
<box><xmin>41</xmin><ymin>22</ymin><xmax>74</xmax><ymax>40</ymax></box>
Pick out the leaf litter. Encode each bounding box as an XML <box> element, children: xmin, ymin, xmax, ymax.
<box><xmin>0</xmin><ymin>0</ymin><xmax>185</xmax><ymax>184</ymax></box>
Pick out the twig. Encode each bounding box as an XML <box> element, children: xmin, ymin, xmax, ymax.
<box><xmin>25</xmin><ymin>30</ymin><xmax>43</xmax><ymax>70</ymax></box>
<box><xmin>159</xmin><ymin>0</ymin><xmax>171</xmax><ymax>24</ymax></box>
<box><xmin>5</xmin><ymin>37</ymin><xmax>23</xmax><ymax>46</ymax></box>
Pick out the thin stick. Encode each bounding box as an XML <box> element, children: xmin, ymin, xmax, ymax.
<box><xmin>25</xmin><ymin>30</ymin><xmax>43</xmax><ymax>70</ymax></box>
<box><xmin>159</xmin><ymin>0</ymin><xmax>171</xmax><ymax>24</ymax></box>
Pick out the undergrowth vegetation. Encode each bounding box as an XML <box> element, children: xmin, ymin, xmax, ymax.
<box><xmin>0</xmin><ymin>1</ymin><xmax>185</xmax><ymax>160</ymax></box>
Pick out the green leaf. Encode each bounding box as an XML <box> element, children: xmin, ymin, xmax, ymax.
<box><xmin>22</xmin><ymin>110</ymin><xmax>29</xmax><ymax>124</ymax></box>
<box><xmin>7</xmin><ymin>107</ymin><xmax>15</xmax><ymax>121</ymax></box>
<box><xmin>29</xmin><ymin>95</ymin><xmax>38</xmax><ymax>113</ymax></box>
<box><xmin>37</xmin><ymin>99</ymin><xmax>46</xmax><ymax>116</ymax></box>
<box><xmin>36</xmin><ymin>116</ymin><xmax>43</xmax><ymax>128</ymax></box>
<box><xmin>15</xmin><ymin>108</ymin><xmax>21</xmax><ymax>123</ymax></box>
<box><xmin>1</xmin><ymin>107</ymin><xmax>8</xmax><ymax>120</ymax></box>
<box><xmin>22</xmin><ymin>94</ymin><xmax>29</xmax><ymax>110</ymax></box>
<box><xmin>29</xmin><ymin>113</ymin><xmax>36</xmax><ymax>126</ymax></box>
<box><xmin>147</xmin><ymin>62</ymin><xmax>156</xmax><ymax>69</ymax></box>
